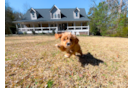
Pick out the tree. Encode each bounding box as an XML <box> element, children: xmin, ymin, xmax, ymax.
<box><xmin>106</xmin><ymin>0</ymin><xmax>128</xmax><ymax>36</ymax></box>
<box><xmin>13</xmin><ymin>12</ymin><xmax>23</xmax><ymax>21</ymax></box>
<box><xmin>106</xmin><ymin>0</ymin><xmax>128</xmax><ymax>16</ymax></box>
<box><xmin>88</xmin><ymin>7</ymin><xmax>98</xmax><ymax>35</ymax></box>
<box><xmin>5</xmin><ymin>0</ymin><xmax>24</xmax><ymax>34</ymax></box>
<box><xmin>5</xmin><ymin>5</ymin><xmax>15</xmax><ymax>34</ymax></box>
<box><xmin>88</xmin><ymin>0</ymin><xmax>128</xmax><ymax>37</ymax></box>
<box><xmin>88</xmin><ymin>1</ymin><xmax>108</xmax><ymax>36</ymax></box>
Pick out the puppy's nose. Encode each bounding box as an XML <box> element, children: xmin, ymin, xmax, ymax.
<box><xmin>67</xmin><ymin>43</ymin><xmax>70</xmax><ymax>46</ymax></box>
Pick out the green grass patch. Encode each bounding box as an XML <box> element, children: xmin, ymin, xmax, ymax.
<box><xmin>103</xmin><ymin>62</ymin><xmax>108</xmax><ymax>66</ymax></box>
<box><xmin>5</xmin><ymin>58</ymin><xmax>11</xmax><ymax>61</ymax></box>
<box><xmin>47</xmin><ymin>80</ymin><xmax>53</xmax><ymax>88</ymax></box>
<box><xmin>109</xmin><ymin>81</ymin><xmax>113</xmax><ymax>85</ymax></box>
<box><xmin>35</xmin><ymin>81</ymin><xmax>38</xmax><ymax>85</ymax></box>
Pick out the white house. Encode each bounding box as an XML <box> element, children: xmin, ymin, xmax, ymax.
<box><xmin>13</xmin><ymin>5</ymin><xmax>89</xmax><ymax>35</ymax></box>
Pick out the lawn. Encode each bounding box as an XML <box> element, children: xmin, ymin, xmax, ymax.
<box><xmin>5</xmin><ymin>35</ymin><xmax>128</xmax><ymax>88</ymax></box>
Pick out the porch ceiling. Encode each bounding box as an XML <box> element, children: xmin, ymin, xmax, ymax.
<box><xmin>15</xmin><ymin>21</ymin><xmax>88</xmax><ymax>24</ymax></box>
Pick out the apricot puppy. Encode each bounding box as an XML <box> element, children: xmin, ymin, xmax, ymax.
<box><xmin>55</xmin><ymin>32</ymin><xmax>83</xmax><ymax>58</ymax></box>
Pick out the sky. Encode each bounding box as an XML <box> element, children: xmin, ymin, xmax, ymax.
<box><xmin>6</xmin><ymin>0</ymin><xmax>100</xmax><ymax>14</ymax></box>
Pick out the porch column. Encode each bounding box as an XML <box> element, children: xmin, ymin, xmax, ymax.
<box><xmin>48</xmin><ymin>23</ymin><xmax>50</xmax><ymax>33</ymax></box>
<box><xmin>57</xmin><ymin>23</ymin><xmax>58</xmax><ymax>32</ymax></box>
<box><xmin>41</xmin><ymin>23</ymin><xmax>43</xmax><ymax>32</ymax></box>
<box><xmin>16</xmin><ymin>24</ymin><xmax>18</xmax><ymax>29</ymax></box>
<box><xmin>20</xmin><ymin>24</ymin><xmax>22</xmax><ymax>28</ymax></box>
<box><xmin>67</xmin><ymin>22</ymin><xmax>68</xmax><ymax>30</ymax></box>
<box><xmin>48</xmin><ymin>23</ymin><xmax>50</xmax><ymax>31</ymax></box>
<box><xmin>20</xmin><ymin>24</ymin><xmax>23</xmax><ymax>32</ymax></box>
<box><xmin>55</xmin><ymin>23</ymin><xmax>57</xmax><ymax>33</ymax></box>
<box><xmin>88</xmin><ymin>25</ymin><xmax>90</xmax><ymax>35</ymax></box>
<box><xmin>16</xmin><ymin>24</ymin><xmax>18</xmax><ymax>34</ymax></box>
<box><xmin>23</xmin><ymin>24</ymin><xmax>26</xmax><ymax>28</ymax></box>
<box><xmin>33</xmin><ymin>24</ymin><xmax>35</xmax><ymax>31</ymax></box>
<box><xmin>81</xmin><ymin>22</ymin><xmax>83</xmax><ymax>30</ymax></box>
<box><xmin>74</xmin><ymin>22</ymin><xmax>75</xmax><ymax>30</ymax></box>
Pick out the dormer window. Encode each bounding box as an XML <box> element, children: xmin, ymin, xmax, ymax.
<box><xmin>50</xmin><ymin>5</ymin><xmax>61</xmax><ymax>19</ymax></box>
<box><xmin>55</xmin><ymin>14</ymin><xmax>56</xmax><ymax>18</ymax></box>
<box><xmin>58</xmin><ymin>14</ymin><xmax>60</xmax><ymax>18</ymax></box>
<box><xmin>76</xmin><ymin>12</ymin><xmax>78</xmax><ymax>17</ymax></box>
<box><xmin>30</xmin><ymin>8</ymin><xmax>37</xmax><ymax>20</ymax></box>
<box><xmin>31</xmin><ymin>11</ymin><xmax>35</xmax><ymax>18</ymax></box>
<box><xmin>74</xmin><ymin>7</ymin><xmax>80</xmax><ymax>19</ymax></box>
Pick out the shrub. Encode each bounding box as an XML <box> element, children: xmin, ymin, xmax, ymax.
<box><xmin>122</xmin><ymin>27</ymin><xmax>128</xmax><ymax>37</ymax></box>
<box><xmin>10</xmin><ymin>27</ymin><xmax>16</xmax><ymax>34</ymax></box>
<box><xmin>5</xmin><ymin>28</ymin><xmax>13</xmax><ymax>34</ymax></box>
<box><xmin>42</xmin><ymin>32</ymin><xmax>46</xmax><ymax>35</ymax></box>
<box><xmin>32</xmin><ymin>30</ymin><xmax>36</xmax><ymax>35</ymax></box>
<box><xmin>23</xmin><ymin>32</ymin><xmax>27</xmax><ymax>35</ymax></box>
<box><xmin>52</xmin><ymin>30</ymin><xmax>55</xmax><ymax>35</ymax></box>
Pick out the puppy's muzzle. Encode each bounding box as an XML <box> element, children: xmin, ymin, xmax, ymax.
<box><xmin>67</xmin><ymin>42</ymin><xmax>70</xmax><ymax>46</ymax></box>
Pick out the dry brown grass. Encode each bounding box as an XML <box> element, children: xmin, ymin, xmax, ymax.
<box><xmin>5</xmin><ymin>35</ymin><xmax>128</xmax><ymax>88</ymax></box>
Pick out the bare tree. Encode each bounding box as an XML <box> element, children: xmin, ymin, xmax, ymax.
<box><xmin>23</xmin><ymin>2</ymin><xmax>31</xmax><ymax>14</ymax></box>
<box><xmin>5</xmin><ymin>0</ymin><xmax>24</xmax><ymax>34</ymax></box>
<box><xmin>106</xmin><ymin>0</ymin><xmax>128</xmax><ymax>16</ymax></box>
<box><xmin>14</xmin><ymin>12</ymin><xmax>23</xmax><ymax>20</ymax></box>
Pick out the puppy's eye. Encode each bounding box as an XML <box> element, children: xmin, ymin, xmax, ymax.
<box><xmin>64</xmin><ymin>39</ymin><xmax>66</xmax><ymax>41</ymax></box>
<box><xmin>70</xmin><ymin>39</ymin><xmax>72</xmax><ymax>41</ymax></box>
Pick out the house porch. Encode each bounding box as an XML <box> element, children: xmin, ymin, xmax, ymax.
<box><xmin>16</xmin><ymin>21</ymin><xmax>89</xmax><ymax>35</ymax></box>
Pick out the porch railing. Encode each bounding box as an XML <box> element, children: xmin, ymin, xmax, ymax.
<box><xmin>18</xmin><ymin>27</ymin><xmax>58</xmax><ymax>34</ymax></box>
<box><xmin>67</xmin><ymin>25</ymin><xmax>89</xmax><ymax>35</ymax></box>
<box><xmin>18</xmin><ymin>25</ymin><xmax>89</xmax><ymax>35</ymax></box>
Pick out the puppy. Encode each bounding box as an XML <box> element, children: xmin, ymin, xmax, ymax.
<box><xmin>55</xmin><ymin>32</ymin><xmax>83</xmax><ymax>58</ymax></box>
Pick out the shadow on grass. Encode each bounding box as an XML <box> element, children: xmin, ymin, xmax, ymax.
<box><xmin>77</xmin><ymin>52</ymin><xmax>104</xmax><ymax>67</ymax></box>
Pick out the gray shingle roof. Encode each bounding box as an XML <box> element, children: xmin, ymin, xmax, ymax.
<box><xmin>13</xmin><ymin>8</ymin><xmax>89</xmax><ymax>23</ymax></box>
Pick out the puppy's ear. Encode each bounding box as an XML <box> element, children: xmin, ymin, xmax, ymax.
<box><xmin>55</xmin><ymin>33</ymin><xmax>62</xmax><ymax>39</ymax></box>
<box><xmin>74</xmin><ymin>36</ymin><xmax>79</xmax><ymax>44</ymax></box>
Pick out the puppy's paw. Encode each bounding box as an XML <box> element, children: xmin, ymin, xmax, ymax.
<box><xmin>55</xmin><ymin>44</ymin><xmax>58</xmax><ymax>47</ymax></box>
<box><xmin>55</xmin><ymin>44</ymin><xmax>60</xmax><ymax>48</ymax></box>
<box><xmin>64</xmin><ymin>54</ymin><xmax>69</xmax><ymax>58</ymax></box>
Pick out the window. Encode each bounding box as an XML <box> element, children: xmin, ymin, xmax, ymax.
<box><xmin>74</xmin><ymin>8</ymin><xmax>80</xmax><ymax>19</ymax></box>
<box><xmin>52</xmin><ymin>13</ymin><xmax>61</xmax><ymax>19</ymax></box>
<box><xmin>76</xmin><ymin>12</ymin><xmax>78</xmax><ymax>17</ymax></box>
<box><xmin>58</xmin><ymin>14</ymin><xmax>60</xmax><ymax>18</ymax></box>
<box><xmin>51</xmin><ymin>13</ymin><xmax>61</xmax><ymax>19</ymax></box>
<box><xmin>30</xmin><ymin>9</ymin><xmax>37</xmax><ymax>20</ymax></box>
<box><xmin>32</xmin><ymin>13</ymin><xmax>35</xmax><ymax>18</ymax></box>
<box><xmin>31</xmin><ymin>11</ymin><xmax>35</xmax><ymax>18</ymax></box>
<box><xmin>31</xmin><ymin>10</ymin><xmax>36</xmax><ymax>19</ymax></box>
<box><xmin>55</xmin><ymin>14</ymin><xmax>56</xmax><ymax>18</ymax></box>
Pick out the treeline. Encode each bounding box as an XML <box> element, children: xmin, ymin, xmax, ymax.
<box><xmin>5</xmin><ymin>2</ymin><xmax>23</xmax><ymax>34</ymax></box>
<box><xmin>88</xmin><ymin>0</ymin><xmax>128</xmax><ymax>37</ymax></box>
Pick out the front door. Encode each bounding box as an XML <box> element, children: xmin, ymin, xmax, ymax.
<box><xmin>62</xmin><ymin>23</ymin><xmax>67</xmax><ymax>30</ymax></box>
<box><xmin>59</xmin><ymin>24</ymin><xmax>62</xmax><ymax>30</ymax></box>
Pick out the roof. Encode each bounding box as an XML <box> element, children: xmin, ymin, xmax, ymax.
<box><xmin>13</xmin><ymin>8</ymin><xmax>89</xmax><ymax>23</ymax></box>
